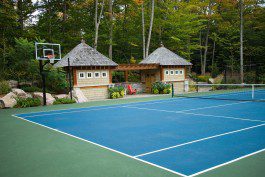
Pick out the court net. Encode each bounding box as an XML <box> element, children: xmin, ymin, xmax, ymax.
<box><xmin>173</xmin><ymin>83</ymin><xmax>265</xmax><ymax>102</ymax></box>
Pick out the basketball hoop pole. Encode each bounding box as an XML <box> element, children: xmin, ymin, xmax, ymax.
<box><xmin>67</xmin><ymin>58</ymin><xmax>73</xmax><ymax>100</ymax></box>
<box><xmin>39</xmin><ymin>60</ymin><xmax>47</xmax><ymax>106</ymax></box>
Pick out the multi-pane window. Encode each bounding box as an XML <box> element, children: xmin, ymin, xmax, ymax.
<box><xmin>87</xmin><ymin>72</ymin><xmax>93</xmax><ymax>78</ymax></box>
<box><xmin>79</xmin><ymin>72</ymin><xmax>85</xmax><ymax>79</ymax></box>
<box><xmin>102</xmin><ymin>72</ymin><xmax>108</xmax><ymax>78</ymax></box>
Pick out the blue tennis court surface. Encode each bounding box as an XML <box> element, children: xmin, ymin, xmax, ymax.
<box><xmin>15</xmin><ymin>98</ymin><xmax>265</xmax><ymax>176</ymax></box>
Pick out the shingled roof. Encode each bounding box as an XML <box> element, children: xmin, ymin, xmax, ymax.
<box><xmin>140</xmin><ymin>47</ymin><xmax>192</xmax><ymax>66</ymax></box>
<box><xmin>54</xmin><ymin>41</ymin><xmax>118</xmax><ymax>67</ymax></box>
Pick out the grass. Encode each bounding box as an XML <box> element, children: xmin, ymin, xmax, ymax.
<box><xmin>0</xmin><ymin>95</ymin><xmax>264</xmax><ymax>177</ymax></box>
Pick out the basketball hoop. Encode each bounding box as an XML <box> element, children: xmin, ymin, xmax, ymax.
<box><xmin>47</xmin><ymin>54</ymin><xmax>55</xmax><ymax>64</ymax></box>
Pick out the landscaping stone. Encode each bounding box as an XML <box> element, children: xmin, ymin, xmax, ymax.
<box><xmin>33</xmin><ymin>92</ymin><xmax>55</xmax><ymax>105</ymax></box>
<box><xmin>72</xmin><ymin>88</ymin><xmax>88</xmax><ymax>103</ymax></box>
<box><xmin>55</xmin><ymin>94</ymin><xmax>69</xmax><ymax>99</ymax></box>
<box><xmin>12</xmin><ymin>88</ymin><xmax>27</xmax><ymax>98</ymax></box>
<box><xmin>8</xmin><ymin>80</ymin><xmax>18</xmax><ymax>88</ymax></box>
<box><xmin>0</xmin><ymin>92</ymin><xmax>17</xmax><ymax>108</ymax></box>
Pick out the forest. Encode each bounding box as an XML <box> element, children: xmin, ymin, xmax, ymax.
<box><xmin>1</xmin><ymin>0</ymin><xmax>265</xmax><ymax>84</ymax></box>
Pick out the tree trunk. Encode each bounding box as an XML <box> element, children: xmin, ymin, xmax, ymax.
<box><xmin>211</xmin><ymin>40</ymin><xmax>215</xmax><ymax>76</ymax></box>
<box><xmin>94</xmin><ymin>0</ymin><xmax>105</xmax><ymax>49</ymax></box>
<box><xmin>199</xmin><ymin>31</ymin><xmax>203</xmax><ymax>74</ymax></box>
<box><xmin>202</xmin><ymin>1</ymin><xmax>213</xmax><ymax>75</ymax></box>
<box><xmin>240</xmin><ymin>0</ymin><xmax>244</xmax><ymax>83</ymax></box>
<box><xmin>146</xmin><ymin>0</ymin><xmax>154</xmax><ymax>57</ymax></box>
<box><xmin>108</xmin><ymin>0</ymin><xmax>113</xmax><ymax>59</ymax></box>
<box><xmin>142</xmin><ymin>3</ymin><xmax>146</xmax><ymax>59</ymax></box>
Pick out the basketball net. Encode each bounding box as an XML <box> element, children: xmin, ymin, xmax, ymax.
<box><xmin>47</xmin><ymin>54</ymin><xmax>55</xmax><ymax>64</ymax></box>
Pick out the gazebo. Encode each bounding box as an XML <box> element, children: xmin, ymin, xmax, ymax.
<box><xmin>54</xmin><ymin>40</ymin><xmax>118</xmax><ymax>100</ymax></box>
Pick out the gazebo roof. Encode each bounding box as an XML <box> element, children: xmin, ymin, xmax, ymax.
<box><xmin>54</xmin><ymin>40</ymin><xmax>118</xmax><ymax>67</ymax></box>
<box><xmin>140</xmin><ymin>47</ymin><xmax>192</xmax><ymax>66</ymax></box>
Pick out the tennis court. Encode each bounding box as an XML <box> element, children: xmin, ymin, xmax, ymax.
<box><xmin>14</xmin><ymin>92</ymin><xmax>265</xmax><ymax>177</ymax></box>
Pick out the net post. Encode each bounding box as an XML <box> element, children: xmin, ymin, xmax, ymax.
<box><xmin>252</xmin><ymin>84</ymin><xmax>254</xmax><ymax>99</ymax></box>
<box><xmin>171</xmin><ymin>83</ymin><xmax>174</xmax><ymax>98</ymax></box>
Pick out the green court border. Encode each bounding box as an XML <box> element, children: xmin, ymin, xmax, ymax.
<box><xmin>1</xmin><ymin>95</ymin><xmax>264</xmax><ymax>177</ymax></box>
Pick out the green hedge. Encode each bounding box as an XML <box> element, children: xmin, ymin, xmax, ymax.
<box><xmin>14</xmin><ymin>97</ymin><xmax>41</xmax><ymax>108</ymax></box>
<box><xmin>20</xmin><ymin>86</ymin><xmax>42</xmax><ymax>93</ymax></box>
<box><xmin>108</xmin><ymin>86</ymin><xmax>125</xmax><ymax>99</ymax></box>
<box><xmin>53</xmin><ymin>98</ymin><xmax>76</xmax><ymax>105</ymax></box>
<box><xmin>0</xmin><ymin>81</ymin><xmax>11</xmax><ymax>94</ymax></box>
<box><xmin>152</xmin><ymin>82</ymin><xmax>171</xmax><ymax>94</ymax></box>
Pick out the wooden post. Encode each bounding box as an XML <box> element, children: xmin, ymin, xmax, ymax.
<box><xmin>125</xmin><ymin>70</ymin><xmax>128</xmax><ymax>83</ymax></box>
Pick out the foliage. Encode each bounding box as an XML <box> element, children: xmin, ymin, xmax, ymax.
<box><xmin>197</xmin><ymin>75</ymin><xmax>211</xmax><ymax>83</ymax></box>
<box><xmin>14</xmin><ymin>97</ymin><xmax>41</xmax><ymax>108</ymax></box>
<box><xmin>20</xmin><ymin>86</ymin><xmax>42</xmax><ymax>93</ymax></box>
<box><xmin>53</xmin><ymin>98</ymin><xmax>76</xmax><ymax>105</ymax></box>
<box><xmin>45</xmin><ymin>67</ymin><xmax>69</xmax><ymax>94</ymax></box>
<box><xmin>244</xmin><ymin>71</ymin><xmax>256</xmax><ymax>84</ymax></box>
<box><xmin>0</xmin><ymin>81</ymin><xmax>11</xmax><ymax>94</ymax></box>
<box><xmin>130</xmin><ymin>56</ymin><xmax>137</xmax><ymax>64</ymax></box>
<box><xmin>108</xmin><ymin>86</ymin><xmax>125</xmax><ymax>99</ymax></box>
<box><xmin>152</xmin><ymin>82</ymin><xmax>171</xmax><ymax>94</ymax></box>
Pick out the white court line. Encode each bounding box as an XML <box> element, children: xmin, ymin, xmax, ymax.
<box><xmin>15</xmin><ymin>96</ymin><xmax>185</xmax><ymax>117</ymax></box>
<box><xmin>122</xmin><ymin>106</ymin><xmax>265</xmax><ymax>123</ymax></box>
<box><xmin>177</xmin><ymin>101</ymin><xmax>249</xmax><ymax>112</ymax></box>
<box><xmin>134</xmin><ymin>123</ymin><xmax>265</xmax><ymax>158</ymax></box>
<box><xmin>189</xmin><ymin>148</ymin><xmax>265</xmax><ymax>177</ymax></box>
<box><xmin>13</xmin><ymin>115</ymin><xmax>187</xmax><ymax>177</ymax></box>
<box><xmin>179</xmin><ymin>112</ymin><xmax>265</xmax><ymax>123</ymax></box>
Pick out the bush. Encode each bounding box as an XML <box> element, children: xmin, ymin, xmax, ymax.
<box><xmin>46</xmin><ymin>67</ymin><xmax>69</xmax><ymax>94</ymax></box>
<box><xmin>53</xmin><ymin>98</ymin><xmax>76</xmax><ymax>105</ymax></box>
<box><xmin>15</xmin><ymin>97</ymin><xmax>41</xmax><ymax>108</ymax></box>
<box><xmin>197</xmin><ymin>75</ymin><xmax>211</xmax><ymax>82</ymax></box>
<box><xmin>20</xmin><ymin>86</ymin><xmax>42</xmax><ymax>93</ymax></box>
<box><xmin>0</xmin><ymin>81</ymin><xmax>11</xmax><ymax>94</ymax></box>
<box><xmin>108</xmin><ymin>86</ymin><xmax>125</xmax><ymax>99</ymax></box>
<box><xmin>152</xmin><ymin>82</ymin><xmax>171</xmax><ymax>94</ymax></box>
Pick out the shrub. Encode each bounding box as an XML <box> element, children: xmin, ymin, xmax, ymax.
<box><xmin>0</xmin><ymin>81</ymin><xmax>11</xmax><ymax>94</ymax></box>
<box><xmin>20</xmin><ymin>86</ymin><xmax>42</xmax><ymax>93</ymax></box>
<box><xmin>15</xmin><ymin>97</ymin><xmax>41</xmax><ymax>108</ymax></box>
<box><xmin>152</xmin><ymin>82</ymin><xmax>171</xmax><ymax>94</ymax></box>
<box><xmin>197</xmin><ymin>75</ymin><xmax>211</xmax><ymax>82</ymax></box>
<box><xmin>46</xmin><ymin>68</ymin><xmax>69</xmax><ymax>94</ymax></box>
<box><xmin>108</xmin><ymin>86</ymin><xmax>125</xmax><ymax>99</ymax></box>
<box><xmin>53</xmin><ymin>98</ymin><xmax>76</xmax><ymax>105</ymax></box>
<box><xmin>153</xmin><ymin>88</ymin><xmax>159</xmax><ymax>94</ymax></box>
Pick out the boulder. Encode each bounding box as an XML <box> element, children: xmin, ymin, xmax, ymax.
<box><xmin>72</xmin><ymin>88</ymin><xmax>88</xmax><ymax>103</ymax></box>
<box><xmin>8</xmin><ymin>80</ymin><xmax>18</xmax><ymax>88</ymax></box>
<box><xmin>12</xmin><ymin>88</ymin><xmax>27</xmax><ymax>98</ymax></box>
<box><xmin>54</xmin><ymin>94</ymin><xmax>69</xmax><ymax>99</ymax></box>
<box><xmin>33</xmin><ymin>92</ymin><xmax>55</xmax><ymax>105</ymax></box>
<box><xmin>0</xmin><ymin>92</ymin><xmax>17</xmax><ymax>108</ymax></box>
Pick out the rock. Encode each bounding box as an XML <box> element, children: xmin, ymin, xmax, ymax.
<box><xmin>0</xmin><ymin>92</ymin><xmax>17</xmax><ymax>108</ymax></box>
<box><xmin>72</xmin><ymin>88</ymin><xmax>88</xmax><ymax>103</ymax></box>
<box><xmin>54</xmin><ymin>94</ymin><xmax>69</xmax><ymax>99</ymax></box>
<box><xmin>209</xmin><ymin>78</ymin><xmax>215</xmax><ymax>84</ymax></box>
<box><xmin>33</xmin><ymin>92</ymin><xmax>55</xmax><ymax>105</ymax></box>
<box><xmin>12</xmin><ymin>88</ymin><xmax>27</xmax><ymax>97</ymax></box>
<box><xmin>8</xmin><ymin>80</ymin><xmax>18</xmax><ymax>88</ymax></box>
<box><xmin>0</xmin><ymin>100</ymin><xmax>4</xmax><ymax>109</ymax></box>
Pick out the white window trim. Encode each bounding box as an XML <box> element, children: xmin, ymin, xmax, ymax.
<box><xmin>179</xmin><ymin>70</ymin><xmax>184</xmax><ymax>75</ymax></box>
<box><xmin>78</xmin><ymin>72</ymin><xmax>85</xmax><ymax>79</ymax></box>
<box><xmin>87</xmin><ymin>72</ymin><xmax>93</xmax><ymax>78</ymax></box>
<box><xmin>165</xmin><ymin>70</ymin><xmax>169</xmax><ymax>75</ymax></box>
<box><xmin>94</xmin><ymin>72</ymin><xmax>100</xmax><ymax>78</ymax></box>
<box><xmin>175</xmin><ymin>70</ymin><xmax>179</xmax><ymax>75</ymax></box>
<box><xmin>170</xmin><ymin>70</ymin><xmax>174</xmax><ymax>75</ymax></box>
<box><xmin>101</xmin><ymin>71</ymin><xmax>108</xmax><ymax>78</ymax></box>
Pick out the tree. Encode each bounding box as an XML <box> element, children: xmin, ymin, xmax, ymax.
<box><xmin>146</xmin><ymin>0</ymin><xmax>154</xmax><ymax>57</ymax></box>
<box><xmin>94</xmin><ymin>0</ymin><xmax>105</xmax><ymax>49</ymax></box>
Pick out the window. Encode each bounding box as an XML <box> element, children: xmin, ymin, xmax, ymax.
<box><xmin>87</xmin><ymin>72</ymin><xmax>93</xmax><ymax>78</ymax></box>
<box><xmin>101</xmin><ymin>71</ymin><xmax>108</xmax><ymax>78</ymax></box>
<box><xmin>175</xmin><ymin>70</ymin><xmax>179</xmax><ymax>75</ymax></box>
<box><xmin>180</xmin><ymin>70</ymin><xmax>183</xmax><ymax>75</ymax></box>
<box><xmin>165</xmin><ymin>70</ymin><xmax>169</xmax><ymax>75</ymax></box>
<box><xmin>170</xmin><ymin>70</ymin><xmax>174</xmax><ymax>75</ymax></box>
<box><xmin>79</xmin><ymin>72</ymin><xmax>85</xmax><ymax>79</ymax></box>
<box><xmin>94</xmin><ymin>72</ymin><xmax>100</xmax><ymax>78</ymax></box>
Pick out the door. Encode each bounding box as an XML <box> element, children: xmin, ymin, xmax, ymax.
<box><xmin>145</xmin><ymin>73</ymin><xmax>156</xmax><ymax>93</ymax></box>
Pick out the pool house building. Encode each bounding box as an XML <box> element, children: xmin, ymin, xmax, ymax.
<box><xmin>55</xmin><ymin>41</ymin><xmax>192</xmax><ymax>100</ymax></box>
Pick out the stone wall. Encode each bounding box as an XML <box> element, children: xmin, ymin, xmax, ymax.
<box><xmin>80</xmin><ymin>86</ymin><xmax>109</xmax><ymax>100</ymax></box>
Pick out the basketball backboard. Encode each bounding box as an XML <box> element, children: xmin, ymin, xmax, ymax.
<box><xmin>35</xmin><ymin>42</ymin><xmax>61</xmax><ymax>63</ymax></box>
